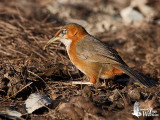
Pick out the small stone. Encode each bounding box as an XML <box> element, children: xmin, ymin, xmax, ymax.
<box><xmin>24</xmin><ymin>93</ymin><xmax>52</xmax><ymax>113</ymax></box>
<box><xmin>120</xmin><ymin>7</ymin><xmax>144</xmax><ymax>25</ymax></box>
<box><xmin>128</xmin><ymin>88</ymin><xmax>141</xmax><ymax>100</ymax></box>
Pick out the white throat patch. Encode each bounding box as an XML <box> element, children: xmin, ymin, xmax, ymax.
<box><xmin>60</xmin><ymin>39</ymin><xmax>72</xmax><ymax>51</ymax></box>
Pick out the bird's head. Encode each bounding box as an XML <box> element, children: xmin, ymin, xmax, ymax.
<box><xmin>44</xmin><ymin>23</ymin><xmax>88</xmax><ymax>49</ymax></box>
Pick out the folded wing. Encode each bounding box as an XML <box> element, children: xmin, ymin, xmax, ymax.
<box><xmin>76</xmin><ymin>35</ymin><xmax>156</xmax><ymax>87</ymax></box>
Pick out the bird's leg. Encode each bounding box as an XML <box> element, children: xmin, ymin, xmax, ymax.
<box><xmin>93</xmin><ymin>67</ymin><xmax>103</xmax><ymax>88</ymax></box>
<box><xmin>94</xmin><ymin>78</ymin><xmax>102</xmax><ymax>88</ymax></box>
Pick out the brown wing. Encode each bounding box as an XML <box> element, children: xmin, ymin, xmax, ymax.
<box><xmin>76</xmin><ymin>35</ymin><xmax>127</xmax><ymax>66</ymax></box>
<box><xmin>76</xmin><ymin>35</ymin><xmax>156</xmax><ymax>87</ymax></box>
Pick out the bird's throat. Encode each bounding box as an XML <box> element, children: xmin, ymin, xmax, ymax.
<box><xmin>60</xmin><ymin>39</ymin><xmax>72</xmax><ymax>51</ymax></box>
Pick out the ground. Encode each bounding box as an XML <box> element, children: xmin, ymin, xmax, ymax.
<box><xmin>0</xmin><ymin>0</ymin><xmax>160</xmax><ymax>120</ymax></box>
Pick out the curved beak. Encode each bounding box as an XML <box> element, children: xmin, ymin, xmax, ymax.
<box><xmin>43</xmin><ymin>36</ymin><xmax>60</xmax><ymax>50</ymax></box>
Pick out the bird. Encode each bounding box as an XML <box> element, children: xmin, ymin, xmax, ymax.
<box><xmin>44</xmin><ymin>23</ymin><xmax>156</xmax><ymax>88</ymax></box>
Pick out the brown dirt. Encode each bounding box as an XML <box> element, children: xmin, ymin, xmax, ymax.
<box><xmin>0</xmin><ymin>0</ymin><xmax>160</xmax><ymax>120</ymax></box>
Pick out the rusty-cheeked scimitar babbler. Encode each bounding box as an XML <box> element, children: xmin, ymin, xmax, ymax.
<box><xmin>44</xmin><ymin>23</ymin><xmax>156</xmax><ymax>88</ymax></box>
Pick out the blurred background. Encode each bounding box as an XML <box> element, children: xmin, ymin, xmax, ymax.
<box><xmin>0</xmin><ymin>0</ymin><xmax>160</xmax><ymax>119</ymax></box>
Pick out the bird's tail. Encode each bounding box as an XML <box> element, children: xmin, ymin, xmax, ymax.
<box><xmin>113</xmin><ymin>64</ymin><xmax>156</xmax><ymax>88</ymax></box>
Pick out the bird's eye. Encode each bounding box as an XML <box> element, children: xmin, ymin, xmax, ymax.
<box><xmin>59</xmin><ymin>29</ymin><xmax>68</xmax><ymax>36</ymax></box>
